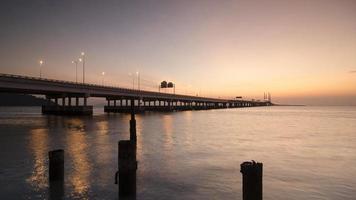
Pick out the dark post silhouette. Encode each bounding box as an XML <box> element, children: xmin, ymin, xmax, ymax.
<box><xmin>117</xmin><ymin>140</ymin><xmax>137</xmax><ymax>197</ymax></box>
<box><xmin>49</xmin><ymin>149</ymin><xmax>64</xmax><ymax>182</ymax></box>
<box><xmin>240</xmin><ymin>161</ymin><xmax>263</xmax><ymax>200</ymax></box>
<box><xmin>130</xmin><ymin>99</ymin><xmax>137</xmax><ymax>144</ymax></box>
<box><xmin>114</xmin><ymin>101</ymin><xmax>137</xmax><ymax>198</ymax></box>
<box><xmin>48</xmin><ymin>149</ymin><xmax>64</xmax><ymax>200</ymax></box>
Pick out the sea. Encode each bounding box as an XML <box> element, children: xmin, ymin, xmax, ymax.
<box><xmin>0</xmin><ymin>106</ymin><xmax>355</xmax><ymax>200</ymax></box>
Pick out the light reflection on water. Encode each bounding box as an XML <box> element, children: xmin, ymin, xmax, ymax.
<box><xmin>162</xmin><ymin>114</ymin><xmax>174</xmax><ymax>152</ymax></box>
<box><xmin>26</xmin><ymin>128</ymin><xmax>49</xmax><ymax>193</ymax></box>
<box><xmin>65</xmin><ymin>118</ymin><xmax>91</xmax><ymax>199</ymax></box>
<box><xmin>0</xmin><ymin>106</ymin><xmax>356</xmax><ymax>199</ymax></box>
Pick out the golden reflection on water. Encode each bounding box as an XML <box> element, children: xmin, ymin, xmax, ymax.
<box><xmin>95</xmin><ymin>120</ymin><xmax>110</xmax><ymax>162</ymax></box>
<box><xmin>65</xmin><ymin>118</ymin><xmax>91</xmax><ymax>199</ymax></box>
<box><xmin>160</xmin><ymin>114</ymin><xmax>179</xmax><ymax>174</ymax></box>
<box><xmin>26</xmin><ymin>128</ymin><xmax>49</xmax><ymax>190</ymax></box>
<box><xmin>160</xmin><ymin>114</ymin><xmax>176</xmax><ymax>170</ymax></box>
<box><xmin>135</xmin><ymin>115</ymin><xmax>143</xmax><ymax>161</ymax></box>
<box><xmin>182</xmin><ymin>111</ymin><xmax>193</xmax><ymax>146</ymax></box>
<box><xmin>162</xmin><ymin>114</ymin><xmax>173</xmax><ymax>152</ymax></box>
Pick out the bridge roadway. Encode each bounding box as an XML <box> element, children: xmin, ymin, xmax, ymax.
<box><xmin>0</xmin><ymin>73</ymin><xmax>272</xmax><ymax>115</ymax></box>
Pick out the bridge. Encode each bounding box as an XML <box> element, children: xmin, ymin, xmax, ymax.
<box><xmin>0</xmin><ymin>73</ymin><xmax>272</xmax><ymax>115</ymax></box>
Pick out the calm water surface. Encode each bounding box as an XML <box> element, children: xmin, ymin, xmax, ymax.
<box><xmin>0</xmin><ymin>106</ymin><xmax>356</xmax><ymax>199</ymax></box>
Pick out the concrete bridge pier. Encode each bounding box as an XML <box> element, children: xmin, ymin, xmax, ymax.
<box><xmin>104</xmin><ymin>97</ymin><xmax>145</xmax><ymax>113</ymax></box>
<box><xmin>42</xmin><ymin>94</ymin><xmax>92</xmax><ymax>115</ymax></box>
<box><xmin>194</xmin><ymin>102</ymin><xmax>201</xmax><ymax>110</ymax></box>
<box><xmin>105</xmin><ymin>97</ymin><xmax>127</xmax><ymax>113</ymax></box>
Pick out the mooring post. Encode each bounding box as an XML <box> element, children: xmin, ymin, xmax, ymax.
<box><xmin>114</xmin><ymin>100</ymin><xmax>138</xmax><ymax>197</ymax></box>
<box><xmin>117</xmin><ymin>140</ymin><xmax>137</xmax><ymax>197</ymax></box>
<box><xmin>130</xmin><ymin>99</ymin><xmax>137</xmax><ymax>144</ymax></box>
<box><xmin>48</xmin><ymin>149</ymin><xmax>64</xmax><ymax>182</ymax></box>
<box><xmin>240</xmin><ymin>161</ymin><xmax>263</xmax><ymax>200</ymax></box>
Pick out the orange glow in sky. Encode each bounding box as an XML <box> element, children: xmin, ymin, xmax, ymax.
<box><xmin>0</xmin><ymin>0</ymin><xmax>355</xmax><ymax>105</ymax></box>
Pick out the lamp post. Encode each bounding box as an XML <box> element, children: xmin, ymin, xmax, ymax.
<box><xmin>136</xmin><ymin>71</ymin><xmax>140</xmax><ymax>91</ymax></box>
<box><xmin>81</xmin><ymin>52</ymin><xmax>85</xmax><ymax>84</ymax></box>
<box><xmin>78</xmin><ymin>58</ymin><xmax>83</xmax><ymax>83</ymax></box>
<box><xmin>72</xmin><ymin>60</ymin><xmax>78</xmax><ymax>83</ymax></box>
<box><xmin>39</xmin><ymin>60</ymin><xmax>44</xmax><ymax>78</ymax></box>
<box><xmin>101</xmin><ymin>71</ymin><xmax>105</xmax><ymax>85</ymax></box>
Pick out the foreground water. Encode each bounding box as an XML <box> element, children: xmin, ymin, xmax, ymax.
<box><xmin>0</xmin><ymin>106</ymin><xmax>355</xmax><ymax>199</ymax></box>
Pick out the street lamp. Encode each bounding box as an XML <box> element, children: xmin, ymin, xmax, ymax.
<box><xmin>101</xmin><ymin>71</ymin><xmax>105</xmax><ymax>85</ymax></box>
<box><xmin>136</xmin><ymin>71</ymin><xmax>140</xmax><ymax>91</ymax></box>
<box><xmin>72</xmin><ymin>60</ymin><xmax>78</xmax><ymax>83</ymax></box>
<box><xmin>78</xmin><ymin>58</ymin><xmax>83</xmax><ymax>84</ymax></box>
<box><xmin>39</xmin><ymin>60</ymin><xmax>44</xmax><ymax>78</ymax></box>
<box><xmin>81</xmin><ymin>52</ymin><xmax>85</xmax><ymax>84</ymax></box>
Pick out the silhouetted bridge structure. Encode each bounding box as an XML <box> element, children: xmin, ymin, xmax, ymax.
<box><xmin>0</xmin><ymin>73</ymin><xmax>272</xmax><ymax>115</ymax></box>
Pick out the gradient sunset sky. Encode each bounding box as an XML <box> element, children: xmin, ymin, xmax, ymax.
<box><xmin>0</xmin><ymin>0</ymin><xmax>355</xmax><ymax>105</ymax></box>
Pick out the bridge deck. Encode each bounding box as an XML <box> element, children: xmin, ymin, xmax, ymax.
<box><xmin>0</xmin><ymin>73</ymin><xmax>272</xmax><ymax>115</ymax></box>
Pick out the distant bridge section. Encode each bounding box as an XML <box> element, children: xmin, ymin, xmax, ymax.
<box><xmin>0</xmin><ymin>73</ymin><xmax>272</xmax><ymax>115</ymax></box>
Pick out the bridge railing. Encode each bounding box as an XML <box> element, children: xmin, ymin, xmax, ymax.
<box><xmin>0</xmin><ymin>73</ymin><xmax>227</xmax><ymax>102</ymax></box>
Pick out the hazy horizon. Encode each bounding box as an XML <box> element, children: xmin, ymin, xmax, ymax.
<box><xmin>1</xmin><ymin>0</ymin><xmax>355</xmax><ymax>105</ymax></box>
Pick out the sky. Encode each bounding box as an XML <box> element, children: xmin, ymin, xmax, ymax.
<box><xmin>0</xmin><ymin>0</ymin><xmax>355</xmax><ymax>105</ymax></box>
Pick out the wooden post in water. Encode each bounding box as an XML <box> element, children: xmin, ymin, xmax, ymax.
<box><xmin>130</xmin><ymin>99</ymin><xmax>137</xmax><ymax>144</ymax></box>
<box><xmin>118</xmin><ymin>140</ymin><xmax>137</xmax><ymax>197</ymax></box>
<box><xmin>49</xmin><ymin>149</ymin><xmax>64</xmax><ymax>182</ymax></box>
<box><xmin>240</xmin><ymin>161</ymin><xmax>263</xmax><ymax>200</ymax></box>
<box><xmin>49</xmin><ymin>149</ymin><xmax>64</xmax><ymax>200</ymax></box>
<box><xmin>114</xmin><ymin>100</ymin><xmax>137</xmax><ymax>197</ymax></box>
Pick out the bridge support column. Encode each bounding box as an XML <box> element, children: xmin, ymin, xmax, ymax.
<box><xmin>107</xmin><ymin>99</ymin><xmax>111</xmax><ymax>107</ymax></box>
<box><xmin>42</xmin><ymin>95</ymin><xmax>92</xmax><ymax>115</ymax></box>
<box><xmin>105</xmin><ymin>98</ymin><xmax>145</xmax><ymax>114</ymax></box>
<box><xmin>168</xmin><ymin>101</ymin><xmax>172</xmax><ymax>111</ymax></box>
<box><xmin>45</xmin><ymin>96</ymin><xmax>51</xmax><ymax>106</ymax></box>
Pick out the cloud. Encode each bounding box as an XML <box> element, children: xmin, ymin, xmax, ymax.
<box><xmin>349</xmin><ymin>70</ymin><xmax>356</xmax><ymax>73</ymax></box>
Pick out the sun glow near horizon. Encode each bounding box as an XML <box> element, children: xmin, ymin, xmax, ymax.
<box><xmin>0</xmin><ymin>0</ymin><xmax>355</xmax><ymax>105</ymax></box>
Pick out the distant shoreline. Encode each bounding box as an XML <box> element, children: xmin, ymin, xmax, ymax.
<box><xmin>0</xmin><ymin>93</ymin><xmax>51</xmax><ymax>106</ymax></box>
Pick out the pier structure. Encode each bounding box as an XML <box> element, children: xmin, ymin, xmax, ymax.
<box><xmin>0</xmin><ymin>73</ymin><xmax>272</xmax><ymax>115</ymax></box>
<box><xmin>42</xmin><ymin>94</ymin><xmax>92</xmax><ymax>115</ymax></box>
